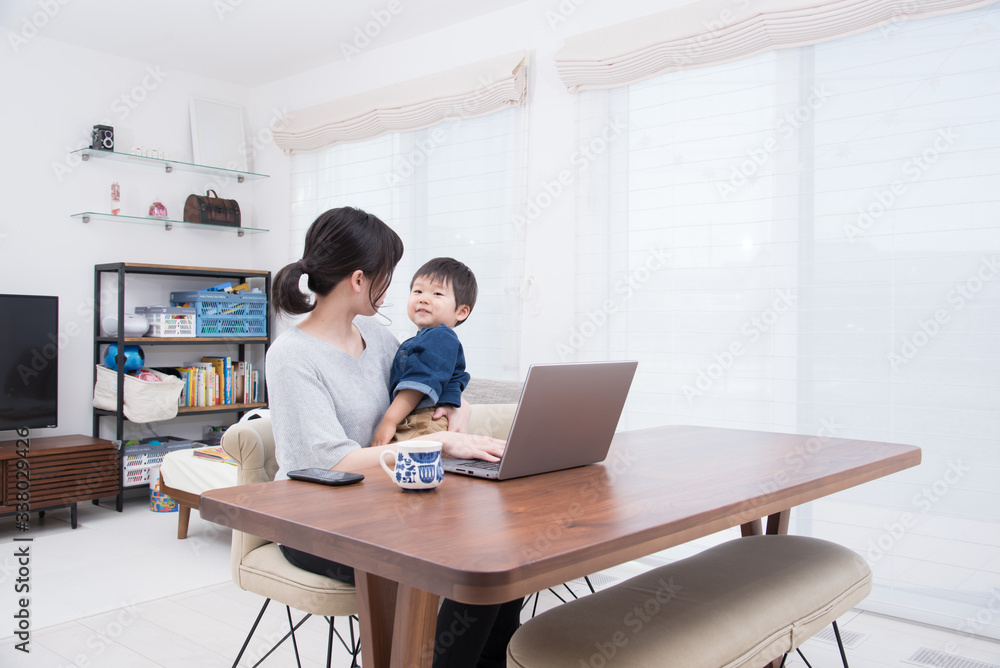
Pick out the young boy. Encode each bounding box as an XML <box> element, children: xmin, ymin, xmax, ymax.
<box><xmin>372</xmin><ymin>257</ymin><xmax>478</xmax><ymax>446</ymax></box>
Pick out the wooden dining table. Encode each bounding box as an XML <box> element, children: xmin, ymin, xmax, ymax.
<box><xmin>199</xmin><ymin>424</ymin><xmax>921</xmax><ymax>668</ymax></box>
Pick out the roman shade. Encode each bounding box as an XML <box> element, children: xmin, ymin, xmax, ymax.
<box><xmin>554</xmin><ymin>0</ymin><xmax>993</xmax><ymax>91</ymax></box>
<box><xmin>273</xmin><ymin>51</ymin><xmax>527</xmax><ymax>152</ymax></box>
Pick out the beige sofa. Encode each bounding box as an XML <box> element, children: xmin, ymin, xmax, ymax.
<box><xmin>159</xmin><ymin>377</ymin><xmax>521</xmax><ymax>538</ymax></box>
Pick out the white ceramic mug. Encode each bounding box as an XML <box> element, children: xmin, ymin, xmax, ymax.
<box><xmin>380</xmin><ymin>441</ymin><xmax>444</xmax><ymax>492</ymax></box>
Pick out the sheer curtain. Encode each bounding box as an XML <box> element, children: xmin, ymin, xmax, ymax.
<box><xmin>574</xmin><ymin>5</ymin><xmax>1000</xmax><ymax>637</ymax></box>
<box><xmin>289</xmin><ymin>106</ymin><xmax>528</xmax><ymax>381</ymax></box>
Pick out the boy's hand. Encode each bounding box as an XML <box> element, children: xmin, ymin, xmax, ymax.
<box><xmin>434</xmin><ymin>398</ymin><xmax>470</xmax><ymax>433</ymax></box>
<box><xmin>371</xmin><ymin>421</ymin><xmax>396</xmax><ymax>447</ymax></box>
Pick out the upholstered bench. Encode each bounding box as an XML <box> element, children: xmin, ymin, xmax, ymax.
<box><xmin>507</xmin><ymin>535</ymin><xmax>871</xmax><ymax>668</ymax></box>
<box><xmin>159</xmin><ymin>448</ymin><xmax>238</xmax><ymax>539</ymax></box>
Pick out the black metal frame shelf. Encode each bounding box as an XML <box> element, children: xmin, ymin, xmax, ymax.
<box><xmin>93</xmin><ymin>262</ymin><xmax>271</xmax><ymax>510</ymax></box>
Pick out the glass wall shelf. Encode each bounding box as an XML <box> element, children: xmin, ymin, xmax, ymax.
<box><xmin>70</xmin><ymin>148</ymin><xmax>269</xmax><ymax>183</ymax></box>
<box><xmin>72</xmin><ymin>212</ymin><xmax>267</xmax><ymax>237</ymax></box>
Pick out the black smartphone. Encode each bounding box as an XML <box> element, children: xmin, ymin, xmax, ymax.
<box><xmin>287</xmin><ymin>468</ymin><xmax>364</xmax><ymax>486</ymax></box>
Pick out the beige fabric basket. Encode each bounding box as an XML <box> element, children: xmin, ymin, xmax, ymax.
<box><xmin>92</xmin><ymin>365</ymin><xmax>184</xmax><ymax>423</ymax></box>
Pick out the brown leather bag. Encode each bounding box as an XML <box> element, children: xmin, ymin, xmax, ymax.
<box><xmin>183</xmin><ymin>190</ymin><xmax>241</xmax><ymax>227</ymax></box>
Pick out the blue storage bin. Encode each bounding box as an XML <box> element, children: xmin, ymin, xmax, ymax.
<box><xmin>170</xmin><ymin>290</ymin><xmax>267</xmax><ymax>337</ymax></box>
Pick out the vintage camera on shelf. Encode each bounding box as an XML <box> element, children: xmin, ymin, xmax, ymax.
<box><xmin>91</xmin><ymin>124</ymin><xmax>114</xmax><ymax>151</ymax></box>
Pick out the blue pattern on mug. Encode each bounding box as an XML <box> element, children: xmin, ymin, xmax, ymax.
<box><xmin>410</xmin><ymin>451</ymin><xmax>443</xmax><ymax>484</ymax></box>
<box><xmin>381</xmin><ymin>442</ymin><xmax>444</xmax><ymax>491</ymax></box>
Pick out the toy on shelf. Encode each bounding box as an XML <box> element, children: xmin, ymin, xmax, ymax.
<box><xmin>103</xmin><ymin>343</ymin><xmax>145</xmax><ymax>373</ymax></box>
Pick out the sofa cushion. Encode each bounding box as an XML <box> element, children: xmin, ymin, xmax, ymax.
<box><xmin>465</xmin><ymin>378</ymin><xmax>523</xmax><ymax>404</ymax></box>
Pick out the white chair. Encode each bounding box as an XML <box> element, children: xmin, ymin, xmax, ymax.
<box><xmin>221</xmin><ymin>416</ymin><xmax>360</xmax><ymax>667</ymax></box>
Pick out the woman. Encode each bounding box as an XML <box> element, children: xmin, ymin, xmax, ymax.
<box><xmin>266</xmin><ymin>206</ymin><xmax>521</xmax><ymax>668</ymax></box>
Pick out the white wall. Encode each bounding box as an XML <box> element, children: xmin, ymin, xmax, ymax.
<box><xmin>0</xmin><ymin>0</ymin><xmax>693</xmax><ymax>440</ymax></box>
<box><xmin>0</xmin><ymin>36</ymin><xmax>260</xmax><ymax>440</ymax></box>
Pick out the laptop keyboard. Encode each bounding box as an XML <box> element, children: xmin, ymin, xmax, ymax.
<box><xmin>457</xmin><ymin>459</ymin><xmax>500</xmax><ymax>471</ymax></box>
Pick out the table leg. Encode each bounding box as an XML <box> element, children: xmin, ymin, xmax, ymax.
<box><xmin>741</xmin><ymin>519</ymin><xmax>763</xmax><ymax>536</ymax></box>
<box><xmin>356</xmin><ymin>570</ymin><xmax>397</xmax><ymax>668</ymax></box>
<box><xmin>389</xmin><ymin>584</ymin><xmax>438</xmax><ymax>668</ymax></box>
<box><xmin>355</xmin><ymin>570</ymin><xmax>439</xmax><ymax>668</ymax></box>
<box><xmin>766</xmin><ymin>510</ymin><xmax>790</xmax><ymax>535</ymax></box>
<box><xmin>761</xmin><ymin>509</ymin><xmax>792</xmax><ymax>668</ymax></box>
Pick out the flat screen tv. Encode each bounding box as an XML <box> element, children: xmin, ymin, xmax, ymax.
<box><xmin>0</xmin><ymin>294</ymin><xmax>58</xmax><ymax>431</ymax></box>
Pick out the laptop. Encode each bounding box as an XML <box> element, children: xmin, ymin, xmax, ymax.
<box><xmin>443</xmin><ymin>361</ymin><xmax>638</xmax><ymax>480</ymax></box>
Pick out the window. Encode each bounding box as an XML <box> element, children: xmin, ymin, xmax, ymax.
<box><xmin>289</xmin><ymin>106</ymin><xmax>528</xmax><ymax>380</ymax></box>
<box><xmin>574</xmin><ymin>6</ymin><xmax>1000</xmax><ymax>636</ymax></box>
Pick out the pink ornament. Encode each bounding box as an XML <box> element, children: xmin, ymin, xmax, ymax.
<box><xmin>148</xmin><ymin>201</ymin><xmax>168</xmax><ymax>218</ymax></box>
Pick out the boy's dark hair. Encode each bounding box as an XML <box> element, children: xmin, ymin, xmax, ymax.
<box><xmin>411</xmin><ymin>257</ymin><xmax>478</xmax><ymax>326</ymax></box>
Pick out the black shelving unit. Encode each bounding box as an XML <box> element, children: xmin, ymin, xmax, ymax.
<box><xmin>92</xmin><ymin>262</ymin><xmax>272</xmax><ymax>511</ymax></box>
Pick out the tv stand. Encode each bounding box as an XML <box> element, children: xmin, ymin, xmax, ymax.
<box><xmin>0</xmin><ymin>435</ymin><xmax>119</xmax><ymax>529</ymax></box>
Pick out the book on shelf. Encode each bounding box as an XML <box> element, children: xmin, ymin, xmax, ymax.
<box><xmin>172</xmin><ymin>359</ymin><xmax>260</xmax><ymax>408</ymax></box>
<box><xmin>202</xmin><ymin>356</ymin><xmax>233</xmax><ymax>404</ymax></box>
<box><xmin>236</xmin><ymin>361</ymin><xmax>254</xmax><ymax>404</ymax></box>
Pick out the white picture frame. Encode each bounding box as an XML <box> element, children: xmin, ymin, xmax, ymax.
<box><xmin>189</xmin><ymin>98</ymin><xmax>249</xmax><ymax>172</ymax></box>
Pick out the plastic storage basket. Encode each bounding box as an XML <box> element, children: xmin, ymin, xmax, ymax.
<box><xmin>119</xmin><ymin>436</ymin><xmax>200</xmax><ymax>486</ymax></box>
<box><xmin>135</xmin><ymin>306</ymin><xmax>196</xmax><ymax>337</ymax></box>
<box><xmin>170</xmin><ymin>290</ymin><xmax>267</xmax><ymax>337</ymax></box>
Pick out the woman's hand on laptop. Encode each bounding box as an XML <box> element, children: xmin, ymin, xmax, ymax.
<box><xmin>428</xmin><ymin>432</ymin><xmax>506</xmax><ymax>462</ymax></box>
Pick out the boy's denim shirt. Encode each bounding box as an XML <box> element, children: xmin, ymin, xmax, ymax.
<box><xmin>389</xmin><ymin>324</ymin><xmax>469</xmax><ymax>409</ymax></box>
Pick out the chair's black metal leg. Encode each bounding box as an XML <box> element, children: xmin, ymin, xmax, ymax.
<box><xmin>249</xmin><ymin>611</ymin><xmax>311</xmax><ymax>668</ymax></box>
<box><xmin>796</xmin><ymin>647</ymin><xmax>814</xmax><ymax>668</ymax></box>
<box><xmin>584</xmin><ymin>575</ymin><xmax>596</xmax><ymax>594</ymax></box>
<box><xmin>561</xmin><ymin>583</ymin><xmax>580</xmax><ymax>599</ymax></box>
<box><xmin>833</xmin><ymin>620</ymin><xmax>851</xmax><ymax>668</ymax></box>
<box><xmin>350</xmin><ymin>615</ymin><xmax>360</xmax><ymax>668</ymax></box>
<box><xmin>779</xmin><ymin>653</ymin><xmax>788</xmax><ymax>668</ymax></box>
<box><xmin>233</xmin><ymin>599</ymin><xmax>270</xmax><ymax>668</ymax></box>
<box><xmin>286</xmin><ymin>606</ymin><xmax>304</xmax><ymax>668</ymax></box>
<box><xmin>325</xmin><ymin>616</ymin><xmax>334</xmax><ymax>668</ymax></box>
